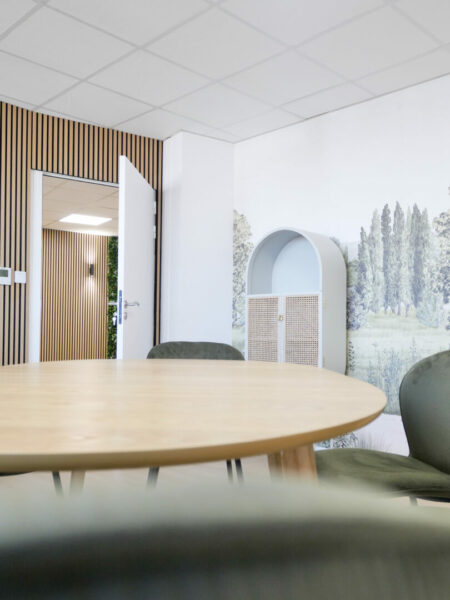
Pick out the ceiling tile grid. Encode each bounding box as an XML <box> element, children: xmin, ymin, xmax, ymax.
<box><xmin>43</xmin><ymin>177</ymin><xmax>119</xmax><ymax>235</ymax></box>
<box><xmin>0</xmin><ymin>0</ymin><xmax>448</xmax><ymax>142</ymax></box>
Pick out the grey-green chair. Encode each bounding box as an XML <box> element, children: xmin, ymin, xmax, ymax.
<box><xmin>147</xmin><ymin>341</ymin><xmax>245</xmax><ymax>485</ymax></box>
<box><xmin>1</xmin><ymin>481</ymin><xmax>449</xmax><ymax>599</ymax></box>
<box><xmin>316</xmin><ymin>350</ymin><xmax>450</xmax><ymax>501</ymax></box>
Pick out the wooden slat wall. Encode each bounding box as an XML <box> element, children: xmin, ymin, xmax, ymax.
<box><xmin>41</xmin><ymin>230</ymin><xmax>108</xmax><ymax>361</ymax></box>
<box><xmin>0</xmin><ymin>101</ymin><xmax>163</xmax><ymax>366</ymax></box>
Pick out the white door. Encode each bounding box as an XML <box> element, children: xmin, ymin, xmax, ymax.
<box><xmin>117</xmin><ymin>156</ymin><xmax>156</xmax><ymax>359</ymax></box>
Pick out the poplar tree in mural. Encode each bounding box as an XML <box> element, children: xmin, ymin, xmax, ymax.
<box><xmin>416</xmin><ymin>209</ymin><xmax>443</xmax><ymax>327</ymax></box>
<box><xmin>410</xmin><ymin>204</ymin><xmax>424</xmax><ymax>308</ymax></box>
<box><xmin>347</xmin><ymin>201</ymin><xmax>447</xmax><ymax>413</ymax></box>
<box><xmin>356</xmin><ymin>227</ymin><xmax>372</xmax><ymax>312</ymax></box>
<box><xmin>381</xmin><ymin>204</ymin><xmax>395</xmax><ymax>312</ymax></box>
<box><xmin>433</xmin><ymin>209</ymin><xmax>450</xmax><ymax>304</ymax></box>
<box><xmin>368</xmin><ymin>210</ymin><xmax>383</xmax><ymax>313</ymax></box>
<box><xmin>406</xmin><ymin>206</ymin><xmax>413</xmax><ymax>315</ymax></box>
<box><xmin>392</xmin><ymin>202</ymin><xmax>409</xmax><ymax>315</ymax></box>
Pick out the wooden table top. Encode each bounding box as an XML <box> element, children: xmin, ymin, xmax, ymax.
<box><xmin>0</xmin><ymin>359</ymin><xmax>386</xmax><ymax>472</ymax></box>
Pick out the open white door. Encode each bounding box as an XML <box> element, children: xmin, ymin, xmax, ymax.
<box><xmin>117</xmin><ymin>156</ymin><xmax>156</xmax><ymax>359</ymax></box>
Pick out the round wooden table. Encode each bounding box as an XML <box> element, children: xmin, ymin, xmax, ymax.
<box><xmin>0</xmin><ymin>359</ymin><xmax>385</xmax><ymax>485</ymax></box>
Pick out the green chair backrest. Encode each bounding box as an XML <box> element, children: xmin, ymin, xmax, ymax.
<box><xmin>1</xmin><ymin>482</ymin><xmax>449</xmax><ymax>599</ymax></box>
<box><xmin>147</xmin><ymin>341</ymin><xmax>244</xmax><ymax>361</ymax></box>
<box><xmin>400</xmin><ymin>350</ymin><xmax>450</xmax><ymax>474</ymax></box>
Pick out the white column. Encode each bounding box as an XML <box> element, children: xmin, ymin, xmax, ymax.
<box><xmin>161</xmin><ymin>133</ymin><xmax>233</xmax><ymax>344</ymax></box>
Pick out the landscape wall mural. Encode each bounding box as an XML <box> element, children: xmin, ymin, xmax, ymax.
<box><xmin>233</xmin><ymin>203</ymin><xmax>449</xmax><ymax>424</ymax></box>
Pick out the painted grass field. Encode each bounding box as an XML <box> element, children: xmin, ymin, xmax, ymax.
<box><xmin>349</xmin><ymin>311</ymin><xmax>449</xmax><ymax>414</ymax></box>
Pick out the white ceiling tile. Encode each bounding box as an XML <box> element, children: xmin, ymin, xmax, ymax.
<box><xmin>0</xmin><ymin>0</ymin><xmax>36</xmax><ymax>36</ymax></box>
<box><xmin>42</xmin><ymin>176</ymin><xmax>65</xmax><ymax>191</ymax></box>
<box><xmin>225</xmin><ymin>51</ymin><xmax>343</xmax><ymax>105</ymax></box>
<box><xmin>358</xmin><ymin>49</ymin><xmax>450</xmax><ymax>95</ymax></box>
<box><xmin>43</xmin><ymin>177</ymin><xmax>118</xmax><ymax>234</ymax></box>
<box><xmin>119</xmin><ymin>108</ymin><xmax>222</xmax><ymax>139</ymax></box>
<box><xmin>47</xmin><ymin>0</ymin><xmax>209</xmax><ymax>45</ymax></box>
<box><xmin>222</xmin><ymin>0</ymin><xmax>383</xmax><ymax>46</ymax></box>
<box><xmin>94</xmin><ymin>195</ymin><xmax>119</xmax><ymax>210</ymax></box>
<box><xmin>71</xmin><ymin>205</ymin><xmax>116</xmax><ymax>217</ymax></box>
<box><xmin>0</xmin><ymin>7</ymin><xmax>132</xmax><ymax>78</ymax></box>
<box><xmin>394</xmin><ymin>0</ymin><xmax>450</xmax><ymax>43</ymax></box>
<box><xmin>0</xmin><ymin>95</ymin><xmax>35</xmax><ymax>110</ymax></box>
<box><xmin>60</xmin><ymin>180</ymin><xmax>116</xmax><ymax>195</ymax></box>
<box><xmin>148</xmin><ymin>8</ymin><xmax>283</xmax><ymax>79</ymax></box>
<box><xmin>284</xmin><ymin>83</ymin><xmax>372</xmax><ymax>118</ymax></box>
<box><xmin>90</xmin><ymin>50</ymin><xmax>209</xmax><ymax>106</ymax></box>
<box><xmin>42</xmin><ymin>210</ymin><xmax>63</xmax><ymax>227</ymax></box>
<box><xmin>224</xmin><ymin>109</ymin><xmax>299</xmax><ymax>138</ymax></box>
<box><xmin>301</xmin><ymin>7</ymin><xmax>437</xmax><ymax>79</ymax></box>
<box><xmin>0</xmin><ymin>52</ymin><xmax>76</xmax><ymax>105</ymax></box>
<box><xmin>210</xmin><ymin>130</ymin><xmax>239</xmax><ymax>142</ymax></box>
<box><xmin>165</xmin><ymin>84</ymin><xmax>270</xmax><ymax>128</ymax></box>
<box><xmin>44</xmin><ymin>191</ymin><xmax>92</xmax><ymax>207</ymax></box>
<box><xmin>43</xmin><ymin>83</ymin><xmax>151</xmax><ymax>127</ymax></box>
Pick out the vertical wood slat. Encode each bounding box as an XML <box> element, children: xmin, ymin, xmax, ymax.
<box><xmin>41</xmin><ymin>230</ymin><xmax>108</xmax><ymax>361</ymax></box>
<box><xmin>0</xmin><ymin>100</ymin><xmax>163</xmax><ymax>366</ymax></box>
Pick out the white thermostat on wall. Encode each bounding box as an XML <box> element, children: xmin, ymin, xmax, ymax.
<box><xmin>0</xmin><ymin>267</ymin><xmax>11</xmax><ymax>285</ymax></box>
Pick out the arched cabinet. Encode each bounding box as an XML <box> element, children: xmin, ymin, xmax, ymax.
<box><xmin>246</xmin><ymin>228</ymin><xmax>346</xmax><ymax>373</ymax></box>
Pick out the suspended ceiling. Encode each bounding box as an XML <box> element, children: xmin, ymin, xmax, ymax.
<box><xmin>1</xmin><ymin>0</ymin><xmax>450</xmax><ymax>142</ymax></box>
<box><xmin>43</xmin><ymin>176</ymin><xmax>118</xmax><ymax>236</ymax></box>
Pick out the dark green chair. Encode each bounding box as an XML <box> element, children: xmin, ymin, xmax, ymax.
<box><xmin>1</xmin><ymin>481</ymin><xmax>449</xmax><ymax>599</ymax></box>
<box><xmin>316</xmin><ymin>350</ymin><xmax>450</xmax><ymax>501</ymax></box>
<box><xmin>147</xmin><ymin>341</ymin><xmax>245</xmax><ymax>485</ymax></box>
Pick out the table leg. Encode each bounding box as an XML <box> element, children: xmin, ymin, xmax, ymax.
<box><xmin>70</xmin><ymin>470</ymin><xmax>86</xmax><ymax>495</ymax></box>
<box><xmin>267</xmin><ymin>444</ymin><xmax>317</xmax><ymax>480</ymax></box>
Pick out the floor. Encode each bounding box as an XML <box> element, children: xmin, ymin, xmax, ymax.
<box><xmin>0</xmin><ymin>455</ymin><xmax>445</xmax><ymax>508</ymax></box>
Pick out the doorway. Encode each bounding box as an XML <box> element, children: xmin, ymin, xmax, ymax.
<box><xmin>29</xmin><ymin>173</ymin><xmax>118</xmax><ymax>362</ymax></box>
<box><xmin>28</xmin><ymin>157</ymin><xmax>156</xmax><ymax>363</ymax></box>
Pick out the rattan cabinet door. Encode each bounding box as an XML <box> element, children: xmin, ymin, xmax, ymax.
<box><xmin>284</xmin><ymin>295</ymin><xmax>319</xmax><ymax>366</ymax></box>
<box><xmin>247</xmin><ymin>296</ymin><xmax>280</xmax><ymax>362</ymax></box>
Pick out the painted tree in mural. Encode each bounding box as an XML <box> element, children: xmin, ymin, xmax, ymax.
<box><xmin>233</xmin><ymin>210</ymin><xmax>254</xmax><ymax>329</ymax></box>
<box><xmin>410</xmin><ymin>204</ymin><xmax>424</xmax><ymax>308</ymax></box>
<box><xmin>346</xmin><ymin>202</ymin><xmax>447</xmax><ymax>413</ymax></box>
<box><xmin>433</xmin><ymin>208</ymin><xmax>450</xmax><ymax>309</ymax></box>
<box><xmin>381</xmin><ymin>204</ymin><xmax>395</xmax><ymax>312</ymax></box>
<box><xmin>416</xmin><ymin>209</ymin><xmax>443</xmax><ymax>328</ymax></box>
<box><xmin>356</xmin><ymin>227</ymin><xmax>372</xmax><ymax>313</ymax></box>
<box><xmin>368</xmin><ymin>210</ymin><xmax>384</xmax><ymax>313</ymax></box>
<box><xmin>392</xmin><ymin>202</ymin><xmax>410</xmax><ymax>315</ymax></box>
<box><xmin>351</xmin><ymin>203</ymin><xmax>445</xmax><ymax>328</ymax></box>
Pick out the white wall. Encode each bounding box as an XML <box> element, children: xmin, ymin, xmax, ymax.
<box><xmin>233</xmin><ymin>73</ymin><xmax>450</xmax><ymax>451</ymax></box>
<box><xmin>161</xmin><ymin>132</ymin><xmax>233</xmax><ymax>344</ymax></box>
<box><xmin>234</xmin><ymin>74</ymin><xmax>450</xmax><ymax>245</ymax></box>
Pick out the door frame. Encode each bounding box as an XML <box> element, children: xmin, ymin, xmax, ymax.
<box><xmin>28</xmin><ymin>170</ymin><xmax>118</xmax><ymax>362</ymax></box>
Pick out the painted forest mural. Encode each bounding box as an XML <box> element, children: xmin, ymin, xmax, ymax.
<box><xmin>233</xmin><ymin>204</ymin><xmax>450</xmax><ymax>416</ymax></box>
<box><xmin>345</xmin><ymin>203</ymin><xmax>449</xmax><ymax>414</ymax></box>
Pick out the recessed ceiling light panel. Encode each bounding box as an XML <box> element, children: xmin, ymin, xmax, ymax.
<box><xmin>59</xmin><ymin>214</ymin><xmax>112</xmax><ymax>226</ymax></box>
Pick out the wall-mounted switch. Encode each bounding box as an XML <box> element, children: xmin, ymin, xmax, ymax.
<box><xmin>14</xmin><ymin>271</ymin><xmax>26</xmax><ymax>284</ymax></box>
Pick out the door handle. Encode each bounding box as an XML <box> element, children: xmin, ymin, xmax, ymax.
<box><xmin>124</xmin><ymin>300</ymin><xmax>140</xmax><ymax>308</ymax></box>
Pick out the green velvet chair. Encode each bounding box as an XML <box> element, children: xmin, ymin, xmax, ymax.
<box><xmin>316</xmin><ymin>350</ymin><xmax>450</xmax><ymax>501</ymax></box>
<box><xmin>147</xmin><ymin>341</ymin><xmax>245</xmax><ymax>485</ymax></box>
<box><xmin>1</xmin><ymin>481</ymin><xmax>449</xmax><ymax>599</ymax></box>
